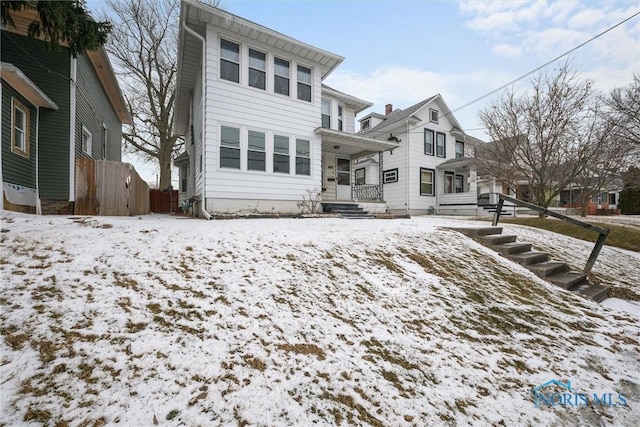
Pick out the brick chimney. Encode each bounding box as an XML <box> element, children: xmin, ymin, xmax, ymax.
<box><xmin>385</xmin><ymin>104</ymin><xmax>393</xmax><ymax>115</ymax></box>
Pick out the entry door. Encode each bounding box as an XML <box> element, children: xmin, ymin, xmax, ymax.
<box><xmin>336</xmin><ymin>157</ymin><xmax>351</xmax><ymax>200</ymax></box>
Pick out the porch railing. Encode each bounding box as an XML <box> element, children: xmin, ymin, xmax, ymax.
<box><xmin>492</xmin><ymin>194</ymin><xmax>609</xmax><ymax>274</ymax></box>
<box><xmin>353</xmin><ymin>184</ymin><xmax>382</xmax><ymax>201</ymax></box>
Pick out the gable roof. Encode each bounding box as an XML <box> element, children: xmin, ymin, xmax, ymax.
<box><xmin>1</xmin><ymin>62</ymin><xmax>58</xmax><ymax>109</ymax></box>
<box><xmin>363</xmin><ymin>94</ymin><xmax>463</xmax><ymax>134</ymax></box>
<box><xmin>321</xmin><ymin>84</ymin><xmax>373</xmax><ymax>114</ymax></box>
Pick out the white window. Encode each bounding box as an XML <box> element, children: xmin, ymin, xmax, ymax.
<box><xmin>297</xmin><ymin>65</ymin><xmax>311</xmax><ymax>102</ymax></box>
<box><xmin>455</xmin><ymin>141</ymin><xmax>464</xmax><ymax>158</ymax></box>
<box><xmin>273</xmin><ymin>135</ymin><xmax>290</xmax><ymax>173</ymax></box>
<box><xmin>436</xmin><ymin>132</ymin><xmax>446</xmax><ymax>158</ymax></box>
<box><xmin>295</xmin><ymin>139</ymin><xmax>310</xmax><ymax>175</ymax></box>
<box><xmin>430</xmin><ymin>108</ymin><xmax>439</xmax><ymax>123</ymax></box>
<box><xmin>248</xmin><ymin>48</ymin><xmax>266</xmax><ymax>90</ymax></box>
<box><xmin>274</xmin><ymin>57</ymin><xmax>290</xmax><ymax>96</ymax></box>
<box><xmin>424</xmin><ymin>128</ymin><xmax>434</xmax><ymax>155</ymax></box>
<box><xmin>82</xmin><ymin>125</ymin><xmax>92</xmax><ymax>155</ymax></box>
<box><xmin>220</xmin><ymin>126</ymin><xmax>240</xmax><ymax>169</ymax></box>
<box><xmin>11</xmin><ymin>98</ymin><xmax>29</xmax><ymax>157</ymax></box>
<box><xmin>383</xmin><ymin>169</ymin><xmax>398</xmax><ymax>183</ymax></box>
<box><xmin>420</xmin><ymin>168</ymin><xmax>435</xmax><ymax>196</ymax></box>
<box><xmin>220</xmin><ymin>39</ymin><xmax>240</xmax><ymax>83</ymax></box>
<box><xmin>248</xmin><ymin>130</ymin><xmax>266</xmax><ymax>171</ymax></box>
<box><xmin>321</xmin><ymin>99</ymin><xmax>331</xmax><ymax>129</ymax></box>
<box><xmin>338</xmin><ymin>105</ymin><xmax>343</xmax><ymax>131</ymax></box>
<box><xmin>355</xmin><ymin>168</ymin><xmax>365</xmax><ymax>185</ymax></box>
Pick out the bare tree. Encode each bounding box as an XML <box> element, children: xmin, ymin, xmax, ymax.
<box><xmin>103</xmin><ymin>0</ymin><xmax>180</xmax><ymax>190</ymax></box>
<box><xmin>476</xmin><ymin>63</ymin><xmax>617</xmax><ymax>213</ymax></box>
<box><xmin>605</xmin><ymin>74</ymin><xmax>640</xmax><ymax>147</ymax></box>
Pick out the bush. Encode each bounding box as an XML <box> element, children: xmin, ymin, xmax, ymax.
<box><xmin>619</xmin><ymin>187</ymin><xmax>640</xmax><ymax>214</ymax></box>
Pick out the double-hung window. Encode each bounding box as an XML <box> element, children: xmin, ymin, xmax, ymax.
<box><xmin>355</xmin><ymin>168</ymin><xmax>365</xmax><ymax>185</ymax></box>
<box><xmin>11</xmin><ymin>98</ymin><xmax>29</xmax><ymax>157</ymax></box>
<box><xmin>338</xmin><ymin>106</ymin><xmax>343</xmax><ymax>131</ymax></box>
<box><xmin>220</xmin><ymin>39</ymin><xmax>240</xmax><ymax>83</ymax></box>
<box><xmin>321</xmin><ymin>100</ymin><xmax>331</xmax><ymax>129</ymax></box>
<box><xmin>420</xmin><ymin>168</ymin><xmax>435</xmax><ymax>196</ymax></box>
<box><xmin>274</xmin><ymin>57</ymin><xmax>290</xmax><ymax>96</ymax></box>
<box><xmin>444</xmin><ymin>172</ymin><xmax>454</xmax><ymax>194</ymax></box>
<box><xmin>295</xmin><ymin>139</ymin><xmax>310</xmax><ymax>175</ymax></box>
<box><xmin>273</xmin><ymin>135</ymin><xmax>290</xmax><ymax>173</ymax></box>
<box><xmin>455</xmin><ymin>141</ymin><xmax>464</xmax><ymax>158</ymax></box>
<box><xmin>297</xmin><ymin>65</ymin><xmax>311</xmax><ymax>102</ymax></box>
<box><xmin>424</xmin><ymin>128</ymin><xmax>434</xmax><ymax>155</ymax></box>
<box><xmin>455</xmin><ymin>175</ymin><xmax>464</xmax><ymax>193</ymax></box>
<box><xmin>436</xmin><ymin>132</ymin><xmax>446</xmax><ymax>158</ymax></box>
<box><xmin>248</xmin><ymin>130</ymin><xmax>266</xmax><ymax>171</ymax></box>
<box><xmin>248</xmin><ymin>49</ymin><xmax>266</xmax><ymax>90</ymax></box>
<box><xmin>430</xmin><ymin>108</ymin><xmax>439</xmax><ymax>123</ymax></box>
<box><xmin>82</xmin><ymin>125</ymin><xmax>92</xmax><ymax>155</ymax></box>
<box><xmin>220</xmin><ymin>126</ymin><xmax>240</xmax><ymax>169</ymax></box>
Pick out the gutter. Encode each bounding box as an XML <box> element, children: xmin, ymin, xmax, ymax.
<box><xmin>36</xmin><ymin>106</ymin><xmax>41</xmax><ymax>214</ymax></box>
<box><xmin>182</xmin><ymin>19</ymin><xmax>210</xmax><ymax>220</ymax></box>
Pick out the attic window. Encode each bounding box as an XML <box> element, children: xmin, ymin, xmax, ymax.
<box><xmin>361</xmin><ymin>118</ymin><xmax>370</xmax><ymax>131</ymax></box>
<box><xmin>430</xmin><ymin>108</ymin><xmax>439</xmax><ymax>124</ymax></box>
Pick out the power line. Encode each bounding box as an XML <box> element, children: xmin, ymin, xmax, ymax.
<box><xmin>451</xmin><ymin>10</ymin><xmax>640</xmax><ymax>115</ymax></box>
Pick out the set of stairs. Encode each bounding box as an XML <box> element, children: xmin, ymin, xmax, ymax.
<box><xmin>448</xmin><ymin>226</ymin><xmax>609</xmax><ymax>302</ymax></box>
<box><xmin>322</xmin><ymin>203</ymin><xmax>373</xmax><ymax>219</ymax></box>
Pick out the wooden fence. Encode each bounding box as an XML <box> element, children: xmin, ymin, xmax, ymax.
<box><xmin>75</xmin><ymin>158</ymin><xmax>150</xmax><ymax>216</ymax></box>
<box><xmin>150</xmin><ymin>189</ymin><xmax>179</xmax><ymax>213</ymax></box>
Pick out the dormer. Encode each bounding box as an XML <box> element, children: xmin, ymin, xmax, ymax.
<box><xmin>320</xmin><ymin>84</ymin><xmax>373</xmax><ymax>133</ymax></box>
<box><xmin>359</xmin><ymin>112</ymin><xmax>386</xmax><ymax>132</ymax></box>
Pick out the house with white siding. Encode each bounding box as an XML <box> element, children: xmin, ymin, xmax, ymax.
<box><xmin>174</xmin><ymin>0</ymin><xmax>397</xmax><ymax>217</ymax></box>
<box><xmin>360</xmin><ymin>96</ymin><xmax>483</xmax><ymax>216</ymax></box>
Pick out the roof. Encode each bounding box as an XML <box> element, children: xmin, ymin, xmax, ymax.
<box><xmin>0</xmin><ymin>62</ymin><xmax>58</xmax><ymax>109</ymax></box>
<box><xmin>321</xmin><ymin>84</ymin><xmax>373</xmax><ymax>115</ymax></box>
<box><xmin>175</xmin><ymin>0</ymin><xmax>345</xmax><ymax>134</ymax></box>
<box><xmin>436</xmin><ymin>156</ymin><xmax>475</xmax><ymax>170</ymax></box>
<box><xmin>174</xmin><ymin>151</ymin><xmax>189</xmax><ymax>165</ymax></box>
<box><xmin>364</xmin><ymin>96</ymin><xmax>437</xmax><ymax>133</ymax></box>
<box><xmin>3</xmin><ymin>8</ymin><xmax>130</xmax><ymax>124</ymax></box>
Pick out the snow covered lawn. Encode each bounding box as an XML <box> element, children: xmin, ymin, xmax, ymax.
<box><xmin>1</xmin><ymin>212</ymin><xmax>639</xmax><ymax>426</ymax></box>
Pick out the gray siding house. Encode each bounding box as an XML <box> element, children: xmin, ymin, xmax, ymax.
<box><xmin>1</xmin><ymin>8</ymin><xmax>129</xmax><ymax>214</ymax></box>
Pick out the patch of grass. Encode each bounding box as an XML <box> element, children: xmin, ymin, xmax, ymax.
<box><xmin>276</xmin><ymin>343</ymin><xmax>326</xmax><ymax>361</ymax></box>
<box><xmin>501</xmin><ymin>217</ymin><xmax>640</xmax><ymax>252</ymax></box>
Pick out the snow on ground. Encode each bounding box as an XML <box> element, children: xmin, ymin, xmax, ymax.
<box><xmin>1</xmin><ymin>211</ymin><xmax>639</xmax><ymax>426</ymax></box>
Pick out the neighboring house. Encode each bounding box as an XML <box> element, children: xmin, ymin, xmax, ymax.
<box><xmin>360</xmin><ymin>97</ymin><xmax>483</xmax><ymax>215</ymax></box>
<box><xmin>1</xmin><ymin>8</ymin><xmax>130</xmax><ymax>214</ymax></box>
<box><xmin>174</xmin><ymin>0</ymin><xmax>398</xmax><ymax>216</ymax></box>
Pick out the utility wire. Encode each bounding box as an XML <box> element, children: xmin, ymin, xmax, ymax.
<box><xmin>451</xmin><ymin>10</ymin><xmax>640</xmax><ymax>115</ymax></box>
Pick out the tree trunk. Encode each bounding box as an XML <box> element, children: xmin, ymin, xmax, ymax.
<box><xmin>158</xmin><ymin>153</ymin><xmax>172</xmax><ymax>190</ymax></box>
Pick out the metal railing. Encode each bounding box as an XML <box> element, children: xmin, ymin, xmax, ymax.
<box><xmin>492</xmin><ymin>194</ymin><xmax>609</xmax><ymax>274</ymax></box>
<box><xmin>353</xmin><ymin>184</ymin><xmax>382</xmax><ymax>201</ymax></box>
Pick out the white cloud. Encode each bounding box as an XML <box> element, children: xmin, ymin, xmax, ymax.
<box><xmin>492</xmin><ymin>44</ymin><xmax>523</xmax><ymax>58</ymax></box>
<box><xmin>567</xmin><ymin>8</ymin><xmax>605</xmax><ymax>29</ymax></box>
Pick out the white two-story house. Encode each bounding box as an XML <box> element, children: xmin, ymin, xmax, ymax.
<box><xmin>174</xmin><ymin>0</ymin><xmax>397</xmax><ymax>216</ymax></box>
<box><xmin>360</xmin><ymin>95</ymin><xmax>482</xmax><ymax>216</ymax></box>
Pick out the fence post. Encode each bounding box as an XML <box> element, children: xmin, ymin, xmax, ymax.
<box><xmin>492</xmin><ymin>195</ymin><xmax>504</xmax><ymax>226</ymax></box>
<box><xmin>584</xmin><ymin>231</ymin><xmax>608</xmax><ymax>274</ymax></box>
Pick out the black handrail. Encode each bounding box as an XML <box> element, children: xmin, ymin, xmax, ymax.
<box><xmin>492</xmin><ymin>194</ymin><xmax>609</xmax><ymax>274</ymax></box>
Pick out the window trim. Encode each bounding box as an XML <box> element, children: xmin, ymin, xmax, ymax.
<box><xmin>455</xmin><ymin>174</ymin><xmax>465</xmax><ymax>193</ymax></box>
<box><xmin>220</xmin><ymin>38</ymin><xmax>241</xmax><ymax>84</ymax></box>
<box><xmin>296</xmin><ymin>64</ymin><xmax>312</xmax><ymax>102</ymax></box>
<box><xmin>444</xmin><ymin>171</ymin><xmax>455</xmax><ymax>194</ymax></box>
<box><xmin>338</xmin><ymin>105</ymin><xmax>343</xmax><ymax>131</ymax></box>
<box><xmin>383</xmin><ymin>168</ymin><xmax>398</xmax><ymax>184</ymax></box>
<box><xmin>273</xmin><ymin>134</ymin><xmax>290</xmax><ymax>174</ymax></box>
<box><xmin>355</xmin><ymin>167</ymin><xmax>366</xmax><ymax>185</ymax></box>
<box><xmin>274</xmin><ymin>57</ymin><xmax>290</xmax><ymax>96</ymax></box>
<box><xmin>220</xmin><ymin>125</ymin><xmax>241</xmax><ymax>169</ymax></box>
<box><xmin>420</xmin><ymin>167</ymin><xmax>435</xmax><ymax>196</ymax></box>
<box><xmin>321</xmin><ymin>99</ymin><xmax>331</xmax><ymax>129</ymax></box>
<box><xmin>436</xmin><ymin>132</ymin><xmax>446</xmax><ymax>158</ymax></box>
<box><xmin>11</xmin><ymin>98</ymin><xmax>30</xmax><ymax>158</ymax></box>
<box><xmin>82</xmin><ymin>125</ymin><xmax>93</xmax><ymax>156</ymax></box>
<box><xmin>424</xmin><ymin>128</ymin><xmax>434</xmax><ymax>156</ymax></box>
<box><xmin>247</xmin><ymin>130</ymin><xmax>266</xmax><ymax>171</ymax></box>
<box><xmin>430</xmin><ymin>108</ymin><xmax>439</xmax><ymax>123</ymax></box>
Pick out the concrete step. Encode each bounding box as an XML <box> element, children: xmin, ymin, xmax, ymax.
<box><xmin>343</xmin><ymin>215</ymin><xmax>375</xmax><ymax>219</ymax></box>
<box><xmin>507</xmin><ymin>251</ymin><xmax>549</xmax><ymax>265</ymax></box>
<box><xmin>491</xmin><ymin>242</ymin><xmax>532</xmax><ymax>255</ymax></box>
<box><xmin>528</xmin><ymin>261</ymin><xmax>568</xmax><ymax>278</ymax></box>
<box><xmin>572</xmin><ymin>283</ymin><xmax>610</xmax><ymax>303</ymax></box>
<box><xmin>547</xmin><ymin>271</ymin><xmax>588</xmax><ymax>290</ymax></box>
<box><xmin>477</xmin><ymin>234</ymin><xmax>517</xmax><ymax>245</ymax></box>
<box><xmin>447</xmin><ymin>227</ymin><xmax>503</xmax><ymax>237</ymax></box>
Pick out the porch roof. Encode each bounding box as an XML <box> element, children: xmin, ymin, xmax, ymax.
<box><xmin>0</xmin><ymin>62</ymin><xmax>58</xmax><ymax>110</ymax></box>
<box><xmin>315</xmin><ymin>128</ymin><xmax>399</xmax><ymax>157</ymax></box>
<box><xmin>436</xmin><ymin>156</ymin><xmax>475</xmax><ymax>171</ymax></box>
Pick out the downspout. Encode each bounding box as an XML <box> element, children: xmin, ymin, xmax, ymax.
<box><xmin>35</xmin><ymin>106</ymin><xmax>41</xmax><ymax>214</ymax></box>
<box><xmin>405</xmin><ymin>118</ymin><xmax>409</xmax><ymax>215</ymax></box>
<box><xmin>182</xmin><ymin>21</ymin><xmax>210</xmax><ymax>220</ymax></box>
<box><xmin>69</xmin><ymin>57</ymin><xmax>77</xmax><ymax>204</ymax></box>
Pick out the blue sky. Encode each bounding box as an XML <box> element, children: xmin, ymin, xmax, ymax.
<box><xmin>87</xmin><ymin>0</ymin><xmax>640</xmax><ymax>183</ymax></box>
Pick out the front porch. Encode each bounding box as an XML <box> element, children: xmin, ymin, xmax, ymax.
<box><xmin>436</xmin><ymin>157</ymin><xmax>478</xmax><ymax>215</ymax></box>
<box><xmin>315</xmin><ymin>127</ymin><xmax>398</xmax><ymax>204</ymax></box>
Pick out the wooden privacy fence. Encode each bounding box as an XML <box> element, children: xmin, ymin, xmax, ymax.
<box><xmin>75</xmin><ymin>158</ymin><xmax>150</xmax><ymax>216</ymax></box>
<box><xmin>150</xmin><ymin>189</ymin><xmax>179</xmax><ymax>213</ymax></box>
